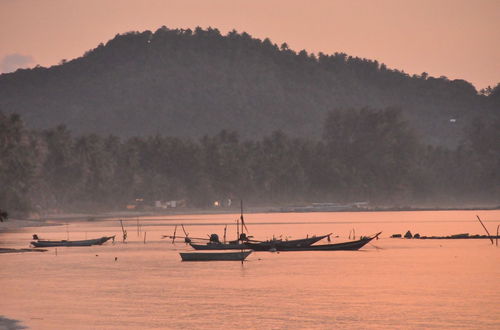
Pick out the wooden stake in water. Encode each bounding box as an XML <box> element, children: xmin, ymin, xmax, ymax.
<box><xmin>144</xmin><ymin>231</ymin><xmax>147</xmax><ymax>244</ymax></box>
<box><xmin>120</xmin><ymin>219</ymin><xmax>127</xmax><ymax>243</ymax></box>
<box><xmin>240</xmin><ymin>200</ymin><xmax>248</xmax><ymax>234</ymax></box>
<box><xmin>497</xmin><ymin>224</ymin><xmax>499</xmax><ymax>247</ymax></box>
<box><xmin>171</xmin><ymin>225</ymin><xmax>177</xmax><ymax>243</ymax></box>
<box><xmin>181</xmin><ymin>225</ymin><xmax>188</xmax><ymax>237</ymax></box>
<box><xmin>476</xmin><ymin>215</ymin><xmax>494</xmax><ymax>245</ymax></box>
<box><xmin>236</xmin><ymin>219</ymin><xmax>240</xmax><ymax>241</ymax></box>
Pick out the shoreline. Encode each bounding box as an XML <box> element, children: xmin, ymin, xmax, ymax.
<box><xmin>0</xmin><ymin>218</ymin><xmax>55</xmax><ymax>233</ymax></box>
<box><xmin>0</xmin><ymin>248</ymin><xmax>48</xmax><ymax>254</ymax></box>
<box><xmin>1</xmin><ymin>205</ymin><xmax>498</xmax><ymax>234</ymax></box>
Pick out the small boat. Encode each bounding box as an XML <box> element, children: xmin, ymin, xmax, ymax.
<box><xmin>179</xmin><ymin>250</ymin><xmax>252</xmax><ymax>261</ymax></box>
<box><xmin>273</xmin><ymin>232</ymin><xmax>382</xmax><ymax>251</ymax></box>
<box><xmin>189</xmin><ymin>242</ymin><xmax>248</xmax><ymax>250</ymax></box>
<box><xmin>31</xmin><ymin>236</ymin><xmax>115</xmax><ymax>248</ymax></box>
<box><xmin>243</xmin><ymin>233</ymin><xmax>332</xmax><ymax>251</ymax></box>
<box><xmin>169</xmin><ymin>201</ymin><xmax>255</xmax><ymax>250</ymax></box>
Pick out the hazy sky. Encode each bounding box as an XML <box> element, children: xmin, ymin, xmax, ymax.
<box><xmin>1</xmin><ymin>0</ymin><xmax>499</xmax><ymax>89</ymax></box>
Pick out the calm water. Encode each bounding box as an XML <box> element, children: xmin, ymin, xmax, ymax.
<box><xmin>1</xmin><ymin>210</ymin><xmax>499</xmax><ymax>329</ymax></box>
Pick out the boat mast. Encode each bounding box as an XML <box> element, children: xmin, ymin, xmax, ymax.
<box><xmin>240</xmin><ymin>200</ymin><xmax>244</xmax><ymax>236</ymax></box>
<box><xmin>240</xmin><ymin>200</ymin><xmax>249</xmax><ymax>239</ymax></box>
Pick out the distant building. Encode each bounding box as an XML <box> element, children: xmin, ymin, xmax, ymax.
<box><xmin>152</xmin><ymin>199</ymin><xmax>186</xmax><ymax>209</ymax></box>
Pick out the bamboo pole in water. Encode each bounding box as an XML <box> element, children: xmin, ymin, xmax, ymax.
<box><xmin>120</xmin><ymin>219</ymin><xmax>127</xmax><ymax>243</ymax></box>
<box><xmin>236</xmin><ymin>219</ymin><xmax>240</xmax><ymax>241</ymax></box>
<box><xmin>476</xmin><ymin>215</ymin><xmax>494</xmax><ymax>245</ymax></box>
<box><xmin>497</xmin><ymin>225</ymin><xmax>499</xmax><ymax>247</ymax></box>
<box><xmin>172</xmin><ymin>225</ymin><xmax>177</xmax><ymax>243</ymax></box>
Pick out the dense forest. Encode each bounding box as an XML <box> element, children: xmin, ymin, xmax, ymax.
<box><xmin>1</xmin><ymin>107</ymin><xmax>498</xmax><ymax>214</ymax></box>
<box><xmin>0</xmin><ymin>27</ymin><xmax>498</xmax><ymax>148</ymax></box>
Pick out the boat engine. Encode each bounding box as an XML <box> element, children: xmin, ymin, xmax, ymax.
<box><xmin>209</xmin><ymin>234</ymin><xmax>220</xmax><ymax>243</ymax></box>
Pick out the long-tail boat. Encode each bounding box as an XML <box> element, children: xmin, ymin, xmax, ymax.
<box><xmin>31</xmin><ymin>235</ymin><xmax>115</xmax><ymax>247</ymax></box>
<box><xmin>179</xmin><ymin>250</ymin><xmax>252</xmax><ymax>261</ymax></box>
<box><xmin>166</xmin><ymin>200</ymin><xmax>253</xmax><ymax>250</ymax></box>
<box><xmin>164</xmin><ymin>200</ymin><xmax>332</xmax><ymax>251</ymax></box>
<box><xmin>190</xmin><ymin>233</ymin><xmax>332</xmax><ymax>250</ymax></box>
<box><xmin>189</xmin><ymin>240</ymin><xmax>248</xmax><ymax>250</ymax></box>
<box><xmin>267</xmin><ymin>232</ymin><xmax>382</xmax><ymax>251</ymax></box>
<box><xmin>243</xmin><ymin>233</ymin><xmax>333</xmax><ymax>251</ymax></box>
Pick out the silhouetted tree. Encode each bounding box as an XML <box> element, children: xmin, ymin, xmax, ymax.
<box><xmin>0</xmin><ymin>209</ymin><xmax>7</xmax><ymax>222</ymax></box>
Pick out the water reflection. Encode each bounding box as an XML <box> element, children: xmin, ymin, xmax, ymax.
<box><xmin>1</xmin><ymin>210</ymin><xmax>499</xmax><ymax>329</ymax></box>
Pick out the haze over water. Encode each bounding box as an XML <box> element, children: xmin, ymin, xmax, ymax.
<box><xmin>1</xmin><ymin>210</ymin><xmax>499</xmax><ymax>329</ymax></box>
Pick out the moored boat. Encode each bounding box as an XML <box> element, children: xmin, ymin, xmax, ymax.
<box><xmin>189</xmin><ymin>242</ymin><xmax>248</xmax><ymax>250</ymax></box>
<box><xmin>179</xmin><ymin>250</ymin><xmax>252</xmax><ymax>261</ymax></box>
<box><xmin>31</xmin><ymin>236</ymin><xmax>115</xmax><ymax>248</ymax></box>
<box><xmin>243</xmin><ymin>233</ymin><xmax>332</xmax><ymax>251</ymax></box>
<box><xmin>164</xmin><ymin>201</ymin><xmax>253</xmax><ymax>249</ymax></box>
<box><xmin>272</xmin><ymin>232</ymin><xmax>381</xmax><ymax>251</ymax></box>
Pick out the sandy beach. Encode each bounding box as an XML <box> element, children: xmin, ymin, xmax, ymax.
<box><xmin>0</xmin><ymin>211</ymin><xmax>173</xmax><ymax>233</ymax></box>
<box><xmin>0</xmin><ymin>218</ymin><xmax>50</xmax><ymax>233</ymax></box>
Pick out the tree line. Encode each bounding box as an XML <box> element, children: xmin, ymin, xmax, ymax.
<box><xmin>1</xmin><ymin>107</ymin><xmax>498</xmax><ymax>215</ymax></box>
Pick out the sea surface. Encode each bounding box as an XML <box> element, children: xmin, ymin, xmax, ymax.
<box><xmin>1</xmin><ymin>210</ymin><xmax>499</xmax><ymax>329</ymax></box>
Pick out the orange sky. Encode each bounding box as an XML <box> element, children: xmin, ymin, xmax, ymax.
<box><xmin>1</xmin><ymin>0</ymin><xmax>499</xmax><ymax>89</ymax></box>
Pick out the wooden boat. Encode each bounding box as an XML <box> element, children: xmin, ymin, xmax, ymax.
<box><xmin>169</xmin><ymin>201</ymin><xmax>258</xmax><ymax>250</ymax></box>
<box><xmin>189</xmin><ymin>242</ymin><xmax>248</xmax><ymax>250</ymax></box>
<box><xmin>273</xmin><ymin>232</ymin><xmax>381</xmax><ymax>251</ymax></box>
<box><xmin>243</xmin><ymin>233</ymin><xmax>332</xmax><ymax>251</ymax></box>
<box><xmin>190</xmin><ymin>233</ymin><xmax>332</xmax><ymax>250</ymax></box>
<box><xmin>179</xmin><ymin>250</ymin><xmax>252</xmax><ymax>261</ymax></box>
<box><xmin>166</xmin><ymin>201</ymin><xmax>331</xmax><ymax>251</ymax></box>
<box><xmin>31</xmin><ymin>235</ymin><xmax>115</xmax><ymax>248</ymax></box>
<box><xmin>165</xmin><ymin>202</ymin><xmax>252</xmax><ymax>249</ymax></box>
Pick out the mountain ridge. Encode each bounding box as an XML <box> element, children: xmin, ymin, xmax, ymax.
<box><xmin>0</xmin><ymin>26</ymin><xmax>497</xmax><ymax>147</ymax></box>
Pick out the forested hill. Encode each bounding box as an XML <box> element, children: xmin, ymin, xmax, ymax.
<box><xmin>0</xmin><ymin>27</ymin><xmax>498</xmax><ymax>147</ymax></box>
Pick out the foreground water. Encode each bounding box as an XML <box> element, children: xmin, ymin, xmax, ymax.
<box><xmin>1</xmin><ymin>210</ymin><xmax>499</xmax><ymax>329</ymax></box>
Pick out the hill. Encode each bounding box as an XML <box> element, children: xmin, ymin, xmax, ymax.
<box><xmin>0</xmin><ymin>27</ymin><xmax>498</xmax><ymax>147</ymax></box>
